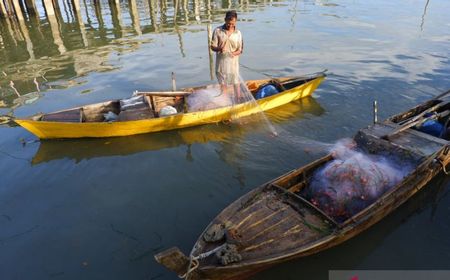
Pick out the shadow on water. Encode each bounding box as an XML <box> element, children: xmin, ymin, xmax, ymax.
<box><xmin>31</xmin><ymin>97</ymin><xmax>325</xmax><ymax>165</ymax></box>
<box><xmin>251</xmin><ymin>174</ymin><xmax>450</xmax><ymax>280</ymax></box>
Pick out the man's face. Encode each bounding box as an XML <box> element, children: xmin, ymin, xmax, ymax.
<box><xmin>225</xmin><ymin>17</ymin><xmax>237</xmax><ymax>30</ymax></box>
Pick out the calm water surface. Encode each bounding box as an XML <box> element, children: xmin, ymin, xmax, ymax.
<box><xmin>1</xmin><ymin>0</ymin><xmax>450</xmax><ymax>279</ymax></box>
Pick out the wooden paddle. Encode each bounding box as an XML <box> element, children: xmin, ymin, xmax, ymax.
<box><xmin>135</xmin><ymin>90</ymin><xmax>193</xmax><ymax>97</ymax></box>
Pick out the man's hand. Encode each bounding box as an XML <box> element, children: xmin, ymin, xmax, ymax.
<box><xmin>231</xmin><ymin>50</ymin><xmax>242</xmax><ymax>57</ymax></box>
<box><xmin>211</xmin><ymin>45</ymin><xmax>222</xmax><ymax>53</ymax></box>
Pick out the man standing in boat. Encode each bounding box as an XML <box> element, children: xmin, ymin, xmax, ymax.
<box><xmin>210</xmin><ymin>10</ymin><xmax>244</xmax><ymax>100</ymax></box>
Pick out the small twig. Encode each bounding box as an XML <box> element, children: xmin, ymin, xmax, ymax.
<box><xmin>110</xmin><ymin>224</ymin><xmax>139</xmax><ymax>242</ymax></box>
<box><xmin>0</xmin><ymin>225</ymin><xmax>39</xmax><ymax>244</ymax></box>
<box><xmin>34</xmin><ymin>77</ymin><xmax>40</xmax><ymax>92</ymax></box>
<box><xmin>9</xmin><ymin>81</ymin><xmax>21</xmax><ymax>97</ymax></box>
<box><xmin>1</xmin><ymin>214</ymin><xmax>12</xmax><ymax>222</ymax></box>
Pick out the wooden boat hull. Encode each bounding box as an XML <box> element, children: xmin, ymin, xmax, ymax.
<box><xmin>15</xmin><ymin>75</ymin><xmax>325</xmax><ymax>139</ymax></box>
<box><xmin>155</xmin><ymin>91</ymin><xmax>450</xmax><ymax>280</ymax></box>
<box><xmin>31</xmin><ymin>97</ymin><xmax>325</xmax><ymax>165</ymax></box>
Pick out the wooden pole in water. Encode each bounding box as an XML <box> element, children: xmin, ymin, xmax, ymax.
<box><xmin>9</xmin><ymin>0</ymin><xmax>35</xmax><ymax>60</ymax></box>
<box><xmin>373</xmin><ymin>100</ymin><xmax>378</xmax><ymax>124</ymax></box>
<box><xmin>128</xmin><ymin>0</ymin><xmax>142</xmax><ymax>35</ymax></box>
<box><xmin>172</xmin><ymin>72</ymin><xmax>176</xmax><ymax>91</ymax></box>
<box><xmin>109</xmin><ymin>0</ymin><xmax>124</xmax><ymax>37</ymax></box>
<box><xmin>72</xmin><ymin>0</ymin><xmax>88</xmax><ymax>46</ymax></box>
<box><xmin>24</xmin><ymin>0</ymin><xmax>39</xmax><ymax>16</ymax></box>
<box><xmin>207</xmin><ymin>24</ymin><xmax>214</xmax><ymax>80</ymax></box>
<box><xmin>16</xmin><ymin>8</ymin><xmax>35</xmax><ymax>59</ymax></box>
<box><xmin>43</xmin><ymin>0</ymin><xmax>67</xmax><ymax>53</ymax></box>
<box><xmin>148</xmin><ymin>0</ymin><xmax>157</xmax><ymax>31</ymax></box>
<box><xmin>2</xmin><ymin>15</ymin><xmax>18</xmax><ymax>45</ymax></box>
<box><xmin>5</xmin><ymin>0</ymin><xmax>14</xmax><ymax>16</ymax></box>
<box><xmin>0</xmin><ymin>0</ymin><xmax>8</xmax><ymax>17</ymax></box>
<box><xmin>42</xmin><ymin>0</ymin><xmax>55</xmax><ymax>16</ymax></box>
<box><xmin>11</xmin><ymin>0</ymin><xmax>24</xmax><ymax>21</ymax></box>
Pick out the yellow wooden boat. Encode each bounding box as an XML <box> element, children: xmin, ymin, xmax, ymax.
<box><xmin>15</xmin><ymin>73</ymin><xmax>326</xmax><ymax>139</ymax></box>
<box><xmin>31</xmin><ymin>97</ymin><xmax>325</xmax><ymax>165</ymax></box>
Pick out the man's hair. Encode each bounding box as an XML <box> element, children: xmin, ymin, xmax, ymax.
<box><xmin>225</xmin><ymin>10</ymin><xmax>238</xmax><ymax>20</ymax></box>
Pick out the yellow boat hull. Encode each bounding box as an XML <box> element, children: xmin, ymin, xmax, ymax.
<box><xmin>15</xmin><ymin>76</ymin><xmax>325</xmax><ymax>139</ymax></box>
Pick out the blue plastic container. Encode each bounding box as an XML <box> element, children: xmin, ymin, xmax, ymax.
<box><xmin>255</xmin><ymin>84</ymin><xmax>279</xmax><ymax>100</ymax></box>
<box><xmin>417</xmin><ymin>119</ymin><xmax>444</xmax><ymax>137</ymax></box>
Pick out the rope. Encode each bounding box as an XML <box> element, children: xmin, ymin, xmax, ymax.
<box><xmin>440</xmin><ymin>160</ymin><xmax>450</xmax><ymax>175</ymax></box>
<box><xmin>178</xmin><ymin>258</ymin><xmax>199</xmax><ymax>280</ymax></box>
<box><xmin>239</xmin><ymin>64</ymin><xmax>273</xmax><ymax>78</ymax></box>
<box><xmin>437</xmin><ymin>145</ymin><xmax>450</xmax><ymax>175</ymax></box>
<box><xmin>178</xmin><ymin>244</ymin><xmax>227</xmax><ymax>280</ymax></box>
<box><xmin>240</xmin><ymin>64</ymin><xmax>328</xmax><ymax>80</ymax></box>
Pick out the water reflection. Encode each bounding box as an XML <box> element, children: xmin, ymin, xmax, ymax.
<box><xmin>0</xmin><ymin>0</ymin><xmax>281</xmax><ymax>110</ymax></box>
<box><xmin>31</xmin><ymin>97</ymin><xmax>324</xmax><ymax>165</ymax></box>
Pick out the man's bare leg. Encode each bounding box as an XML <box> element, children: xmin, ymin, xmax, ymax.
<box><xmin>233</xmin><ymin>83</ymin><xmax>241</xmax><ymax>102</ymax></box>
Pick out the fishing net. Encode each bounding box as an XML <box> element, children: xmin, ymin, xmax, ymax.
<box><xmin>301</xmin><ymin>139</ymin><xmax>413</xmax><ymax>222</ymax></box>
<box><xmin>186</xmin><ymin>85</ymin><xmax>232</xmax><ymax>112</ymax></box>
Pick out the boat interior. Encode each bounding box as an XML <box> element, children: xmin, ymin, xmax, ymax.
<box><xmin>266</xmin><ymin>110</ymin><xmax>448</xmax><ymax>226</ymax></box>
<box><xmin>30</xmin><ymin>76</ymin><xmax>319</xmax><ymax>123</ymax></box>
<box><xmin>389</xmin><ymin>98</ymin><xmax>450</xmax><ymax>140</ymax></box>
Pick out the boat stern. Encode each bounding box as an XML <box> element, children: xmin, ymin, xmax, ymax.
<box><xmin>154</xmin><ymin>247</ymin><xmax>200</xmax><ymax>279</ymax></box>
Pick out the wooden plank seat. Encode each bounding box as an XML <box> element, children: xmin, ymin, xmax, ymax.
<box><xmin>118</xmin><ymin>97</ymin><xmax>155</xmax><ymax>121</ymax></box>
<box><xmin>118</xmin><ymin>106</ymin><xmax>155</xmax><ymax>121</ymax></box>
<box><xmin>42</xmin><ymin>108</ymin><xmax>82</xmax><ymax>123</ymax></box>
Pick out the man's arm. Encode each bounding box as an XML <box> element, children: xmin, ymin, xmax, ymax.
<box><xmin>210</xmin><ymin>29</ymin><xmax>223</xmax><ymax>53</ymax></box>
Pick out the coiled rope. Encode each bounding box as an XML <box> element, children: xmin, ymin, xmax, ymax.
<box><xmin>178</xmin><ymin>244</ymin><xmax>227</xmax><ymax>280</ymax></box>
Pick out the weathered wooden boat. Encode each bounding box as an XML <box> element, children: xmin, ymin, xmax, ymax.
<box><xmin>14</xmin><ymin>73</ymin><xmax>326</xmax><ymax>139</ymax></box>
<box><xmin>155</xmin><ymin>89</ymin><xmax>450</xmax><ymax>280</ymax></box>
